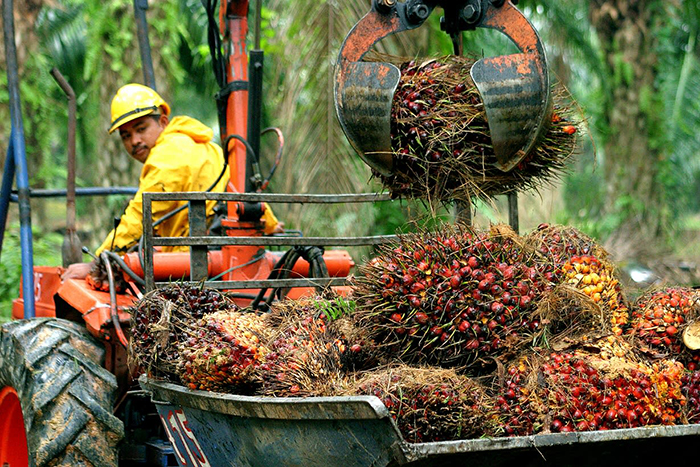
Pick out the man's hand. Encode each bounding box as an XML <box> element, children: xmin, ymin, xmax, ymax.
<box><xmin>270</xmin><ymin>222</ymin><xmax>285</xmax><ymax>234</ymax></box>
<box><xmin>61</xmin><ymin>262</ymin><xmax>93</xmax><ymax>281</ymax></box>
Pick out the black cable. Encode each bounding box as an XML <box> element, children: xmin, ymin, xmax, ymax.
<box><xmin>260</xmin><ymin>127</ymin><xmax>284</xmax><ymax>191</ymax></box>
<box><xmin>224</xmin><ymin>133</ymin><xmax>262</xmax><ymax>190</ymax></box>
<box><xmin>208</xmin><ymin>253</ymin><xmax>264</xmax><ymax>281</ymax></box>
<box><xmin>251</xmin><ymin>245</ymin><xmax>330</xmax><ymax>311</ymax></box>
<box><xmin>250</xmin><ymin>248</ymin><xmax>294</xmax><ymax>310</ymax></box>
<box><xmin>152</xmin><ymin>159</ymin><xmax>228</xmax><ymax>229</ymax></box>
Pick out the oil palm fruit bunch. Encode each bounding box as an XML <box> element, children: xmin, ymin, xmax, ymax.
<box><xmin>255</xmin><ymin>298</ymin><xmax>364</xmax><ymax>397</ymax></box>
<box><xmin>354</xmin><ymin>224</ymin><xmax>557</xmax><ymax>368</ymax></box>
<box><xmin>560</xmin><ymin>255</ymin><xmax>629</xmax><ymax>335</ymax></box>
<box><xmin>377</xmin><ymin>55</ymin><xmax>579</xmax><ymax>203</ymax></box>
<box><xmin>493</xmin><ymin>337</ymin><xmax>685</xmax><ymax>436</ymax></box>
<box><xmin>342</xmin><ymin>366</ymin><xmax>495</xmax><ymax>443</ymax></box>
<box><xmin>129</xmin><ymin>284</ymin><xmax>237</xmax><ymax>380</ymax></box>
<box><xmin>525</xmin><ymin>225</ymin><xmax>628</xmax><ymax>336</ymax></box>
<box><xmin>525</xmin><ymin>224</ymin><xmax>609</xmax><ymax>266</ymax></box>
<box><xmin>682</xmin><ymin>370</ymin><xmax>700</xmax><ymax>423</ymax></box>
<box><xmin>177</xmin><ymin>310</ymin><xmax>270</xmax><ymax>392</ymax></box>
<box><xmin>628</xmin><ymin>287</ymin><xmax>700</xmax><ymax>369</ymax></box>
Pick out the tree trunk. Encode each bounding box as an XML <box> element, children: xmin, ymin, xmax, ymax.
<box><xmin>589</xmin><ymin>0</ymin><xmax>666</xmax><ymax>260</ymax></box>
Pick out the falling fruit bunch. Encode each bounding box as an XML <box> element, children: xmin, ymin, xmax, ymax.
<box><xmin>682</xmin><ymin>371</ymin><xmax>700</xmax><ymax>423</ymax></box>
<box><xmin>177</xmin><ymin>310</ymin><xmax>270</xmax><ymax>392</ymax></box>
<box><xmin>493</xmin><ymin>337</ymin><xmax>685</xmax><ymax>436</ymax></box>
<box><xmin>129</xmin><ymin>284</ymin><xmax>237</xmax><ymax>380</ymax></box>
<box><xmin>341</xmin><ymin>366</ymin><xmax>496</xmax><ymax>443</ymax></box>
<box><xmin>353</xmin><ymin>224</ymin><xmax>557</xmax><ymax>368</ymax></box>
<box><xmin>254</xmin><ymin>298</ymin><xmax>363</xmax><ymax>397</ymax></box>
<box><xmin>628</xmin><ymin>287</ymin><xmax>700</xmax><ymax>369</ymax></box>
<box><xmin>377</xmin><ymin>55</ymin><xmax>579</xmax><ymax>203</ymax></box>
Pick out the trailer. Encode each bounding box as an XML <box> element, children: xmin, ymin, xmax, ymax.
<box><xmin>140</xmin><ymin>375</ymin><xmax>700</xmax><ymax>467</ymax></box>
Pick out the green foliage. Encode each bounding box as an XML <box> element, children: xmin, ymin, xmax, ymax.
<box><xmin>5</xmin><ymin>0</ymin><xmax>700</xmax><ymax>266</ymax></box>
<box><xmin>314</xmin><ymin>296</ymin><xmax>356</xmax><ymax>321</ymax></box>
<box><xmin>0</xmin><ymin>225</ymin><xmax>63</xmax><ymax>322</ymax></box>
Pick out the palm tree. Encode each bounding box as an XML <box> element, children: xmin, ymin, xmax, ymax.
<box><xmin>523</xmin><ymin>0</ymin><xmax>700</xmax><ymax>263</ymax></box>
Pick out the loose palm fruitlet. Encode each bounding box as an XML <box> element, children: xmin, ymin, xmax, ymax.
<box><xmin>353</xmin><ymin>224</ymin><xmax>558</xmax><ymax>368</ymax></box>
<box><xmin>628</xmin><ymin>287</ymin><xmax>700</xmax><ymax>369</ymax></box>
<box><xmin>178</xmin><ymin>310</ymin><xmax>270</xmax><ymax>392</ymax></box>
<box><xmin>129</xmin><ymin>284</ymin><xmax>236</xmax><ymax>380</ymax></box>
<box><xmin>341</xmin><ymin>366</ymin><xmax>495</xmax><ymax>443</ymax></box>
<box><xmin>493</xmin><ymin>336</ymin><xmax>685</xmax><ymax>436</ymax></box>
<box><xmin>379</xmin><ymin>55</ymin><xmax>579</xmax><ymax>203</ymax></box>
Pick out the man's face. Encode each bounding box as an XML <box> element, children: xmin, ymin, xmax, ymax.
<box><xmin>118</xmin><ymin>114</ymin><xmax>168</xmax><ymax>163</ymax></box>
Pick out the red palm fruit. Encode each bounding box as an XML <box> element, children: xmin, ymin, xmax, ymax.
<box><xmin>628</xmin><ymin>287</ymin><xmax>700</xmax><ymax>366</ymax></box>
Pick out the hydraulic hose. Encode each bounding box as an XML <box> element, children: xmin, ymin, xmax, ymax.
<box><xmin>101</xmin><ymin>252</ymin><xmax>129</xmax><ymax>348</ymax></box>
<box><xmin>251</xmin><ymin>245</ymin><xmax>330</xmax><ymax>311</ymax></box>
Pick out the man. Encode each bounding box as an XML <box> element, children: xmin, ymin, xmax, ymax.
<box><xmin>64</xmin><ymin>83</ymin><xmax>280</xmax><ymax>279</ymax></box>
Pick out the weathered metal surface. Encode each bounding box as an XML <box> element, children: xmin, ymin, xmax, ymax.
<box><xmin>189</xmin><ymin>199</ymin><xmax>208</xmax><ymax>282</ymax></box>
<box><xmin>155</xmin><ymin>277</ymin><xmax>350</xmax><ymax>290</ymax></box>
<box><xmin>153</xmin><ymin>235</ymin><xmax>396</xmax><ymax>247</ymax></box>
<box><xmin>402</xmin><ymin>424</ymin><xmax>700</xmax><ymax>466</ymax></box>
<box><xmin>470</xmin><ymin>1</ymin><xmax>550</xmax><ymax>172</ymax></box>
<box><xmin>143</xmin><ymin>191</ymin><xmax>392</xmax><ymax>203</ymax></box>
<box><xmin>334</xmin><ymin>1</ymin><xmax>551</xmax><ymax>176</ymax></box>
<box><xmin>142</xmin><ymin>377</ymin><xmax>405</xmax><ymax>467</ymax></box>
<box><xmin>335</xmin><ymin>61</ymin><xmax>399</xmax><ymax>175</ymax></box>
<box><xmin>141</xmin><ymin>376</ymin><xmax>700</xmax><ymax>467</ymax></box>
<box><xmin>334</xmin><ymin>4</ymin><xmax>432</xmax><ymax>176</ymax></box>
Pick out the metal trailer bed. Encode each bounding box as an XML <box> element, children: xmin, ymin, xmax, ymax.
<box><xmin>140</xmin><ymin>376</ymin><xmax>700</xmax><ymax>467</ymax></box>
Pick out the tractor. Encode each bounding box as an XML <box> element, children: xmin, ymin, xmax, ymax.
<box><xmin>0</xmin><ymin>0</ymin><xmax>555</xmax><ymax>465</ymax></box>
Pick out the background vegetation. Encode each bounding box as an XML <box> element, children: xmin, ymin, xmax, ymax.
<box><xmin>1</xmin><ymin>0</ymin><xmax>700</xmax><ymax>320</ymax></box>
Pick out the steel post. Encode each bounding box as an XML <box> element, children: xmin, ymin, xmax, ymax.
<box><xmin>4</xmin><ymin>0</ymin><xmax>35</xmax><ymax>318</ymax></box>
<box><xmin>0</xmin><ymin>139</ymin><xmax>16</xmax><ymax>260</ymax></box>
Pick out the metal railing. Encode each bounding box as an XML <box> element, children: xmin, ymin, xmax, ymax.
<box><xmin>141</xmin><ymin>191</ymin><xmax>398</xmax><ymax>292</ymax></box>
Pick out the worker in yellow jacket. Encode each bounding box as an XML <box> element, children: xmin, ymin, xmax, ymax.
<box><xmin>63</xmin><ymin>83</ymin><xmax>281</xmax><ymax>279</ymax></box>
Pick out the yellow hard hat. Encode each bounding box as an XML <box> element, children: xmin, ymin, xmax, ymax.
<box><xmin>108</xmin><ymin>83</ymin><xmax>171</xmax><ymax>134</ymax></box>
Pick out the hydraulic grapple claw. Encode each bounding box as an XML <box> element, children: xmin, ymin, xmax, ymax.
<box><xmin>334</xmin><ymin>0</ymin><xmax>551</xmax><ymax>175</ymax></box>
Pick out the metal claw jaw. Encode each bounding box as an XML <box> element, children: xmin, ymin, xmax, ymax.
<box><xmin>334</xmin><ymin>0</ymin><xmax>551</xmax><ymax>175</ymax></box>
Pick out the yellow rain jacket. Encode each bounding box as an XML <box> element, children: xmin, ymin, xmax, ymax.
<box><xmin>96</xmin><ymin>116</ymin><xmax>280</xmax><ymax>254</ymax></box>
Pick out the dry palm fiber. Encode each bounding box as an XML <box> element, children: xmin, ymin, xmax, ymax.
<box><xmin>375</xmin><ymin>54</ymin><xmax>579</xmax><ymax>203</ymax></box>
<box><xmin>628</xmin><ymin>287</ymin><xmax>700</xmax><ymax>370</ymax></box>
<box><xmin>532</xmin><ymin>284</ymin><xmax>608</xmax><ymax>344</ymax></box>
<box><xmin>129</xmin><ymin>283</ymin><xmax>237</xmax><ymax>381</ymax></box>
<box><xmin>338</xmin><ymin>365</ymin><xmax>496</xmax><ymax>443</ymax></box>
<box><xmin>177</xmin><ymin>310</ymin><xmax>270</xmax><ymax>392</ymax></box>
<box><xmin>353</xmin><ymin>223</ymin><xmax>560</xmax><ymax>369</ymax></box>
<box><xmin>492</xmin><ymin>335</ymin><xmax>685</xmax><ymax>437</ymax></box>
<box><xmin>254</xmin><ymin>298</ymin><xmax>370</xmax><ymax>397</ymax></box>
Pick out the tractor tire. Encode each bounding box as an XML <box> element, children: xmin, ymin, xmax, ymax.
<box><xmin>0</xmin><ymin>318</ymin><xmax>124</xmax><ymax>466</ymax></box>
